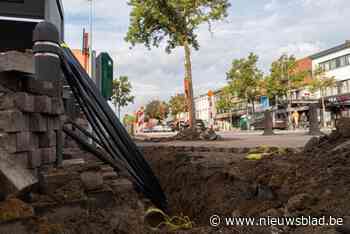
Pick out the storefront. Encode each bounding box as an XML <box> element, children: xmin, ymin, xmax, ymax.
<box><xmin>325</xmin><ymin>93</ymin><xmax>350</xmax><ymax>124</ymax></box>
<box><xmin>214</xmin><ymin>110</ymin><xmax>245</xmax><ymax>131</ymax></box>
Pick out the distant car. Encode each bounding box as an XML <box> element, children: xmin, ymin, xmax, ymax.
<box><xmin>180</xmin><ymin>119</ymin><xmax>208</xmax><ymax>131</ymax></box>
<box><xmin>151</xmin><ymin>125</ymin><xmax>173</xmax><ymax>132</ymax></box>
<box><xmin>162</xmin><ymin>125</ymin><xmax>173</xmax><ymax>132</ymax></box>
<box><xmin>251</xmin><ymin>113</ymin><xmax>288</xmax><ymax>130</ymax></box>
<box><xmin>142</xmin><ymin>128</ymin><xmax>152</xmax><ymax>133</ymax></box>
<box><xmin>196</xmin><ymin>119</ymin><xmax>208</xmax><ymax>131</ymax></box>
<box><xmin>166</xmin><ymin>121</ymin><xmax>177</xmax><ymax>131</ymax></box>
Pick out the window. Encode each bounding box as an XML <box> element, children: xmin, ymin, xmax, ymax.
<box><xmin>330</xmin><ymin>59</ymin><xmax>337</xmax><ymax>70</ymax></box>
<box><xmin>336</xmin><ymin>58</ymin><xmax>341</xmax><ymax>68</ymax></box>
<box><xmin>333</xmin><ymin>86</ymin><xmax>338</xmax><ymax>96</ymax></box>
<box><xmin>347</xmin><ymin>55</ymin><xmax>350</xmax><ymax>65</ymax></box>
<box><xmin>339</xmin><ymin>56</ymin><xmax>346</xmax><ymax>67</ymax></box>
<box><xmin>319</xmin><ymin>63</ymin><xmax>325</xmax><ymax>71</ymax></box>
<box><xmin>324</xmin><ymin>62</ymin><xmax>330</xmax><ymax>71</ymax></box>
<box><xmin>319</xmin><ymin>54</ymin><xmax>350</xmax><ymax>72</ymax></box>
<box><xmin>346</xmin><ymin>80</ymin><xmax>350</xmax><ymax>93</ymax></box>
<box><xmin>338</xmin><ymin>82</ymin><xmax>343</xmax><ymax>94</ymax></box>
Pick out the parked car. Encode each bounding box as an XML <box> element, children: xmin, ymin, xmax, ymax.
<box><xmin>151</xmin><ymin>125</ymin><xmax>173</xmax><ymax>132</ymax></box>
<box><xmin>166</xmin><ymin>120</ymin><xmax>177</xmax><ymax>131</ymax></box>
<box><xmin>142</xmin><ymin>128</ymin><xmax>152</xmax><ymax>133</ymax></box>
<box><xmin>251</xmin><ymin>113</ymin><xmax>288</xmax><ymax>130</ymax></box>
<box><xmin>180</xmin><ymin>119</ymin><xmax>208</xmax><ymax>131</ymax></box>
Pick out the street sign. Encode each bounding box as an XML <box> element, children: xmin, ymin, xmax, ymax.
<box><xmin>260</xmin><ymin>96</ymin><xmax>270</xmax><ymax>109</ymax></box>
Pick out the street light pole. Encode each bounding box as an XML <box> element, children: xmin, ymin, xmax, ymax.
<box><xmin>87</xmin><ymin>0</ymin><xmax>94</xmax><ymax>144</ymax></box>
<box><xmin>88</xmin><ymin>0</ymin><xmax>93</xmax><ymax>78</ymax></box>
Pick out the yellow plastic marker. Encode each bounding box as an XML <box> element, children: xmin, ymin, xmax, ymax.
<box><xmin>145</xmin><ymin>207</ymin><xmax>193</xmax><ymax>231</ymax></box>
<box><xmin>246</xmin><ymin>153</ymin><xmax>263</xmax><ymax>160</ymax></box>
<box><xmin>60</xmin><ymin>42</ymin><xmax>69</xmax><ymax>48</ymax></box>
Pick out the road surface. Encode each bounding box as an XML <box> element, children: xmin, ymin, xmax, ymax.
<box><xmin>136</xmin><ymin>129</ymin><xmax>325</xmax><ymax>149</ymax></box>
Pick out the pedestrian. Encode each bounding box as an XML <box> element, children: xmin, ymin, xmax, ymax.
<box><xmin>292</xmin><ymin>111</ymin><xmax>299</xmax><ymax>129</ymax></box>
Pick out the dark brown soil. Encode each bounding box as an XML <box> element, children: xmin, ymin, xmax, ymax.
<box><xmin>143</xmin><ymin>131</ymin><xmax>350</xmax><ymax>233</ymax></box>
<box><xmin>2</xmin><ymin>128</ymin><xmax>350</xmax><ymax>233</ymax></box>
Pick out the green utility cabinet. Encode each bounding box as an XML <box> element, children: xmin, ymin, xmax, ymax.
<box><xmin>96</xmin><ymin>52</ymin><xmax>113</xmax><ymax>100</ymax></box>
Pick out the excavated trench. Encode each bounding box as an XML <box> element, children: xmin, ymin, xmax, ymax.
<box><xmin>142</xmin><ymin>140</ymin><xmax>350</xmax><ymax>233</ymax></box>
<box><xmin>143</xmin><ymin>147</ymin><xmax>277</xmax><ymax>225</ymax></box>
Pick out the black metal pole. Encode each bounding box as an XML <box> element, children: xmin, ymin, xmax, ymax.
<box><xmin>308</xmin><ymin>103</ymin><xmax>322</xmax><ymax>136</ymax></box>
<box><xmin>33</xmin><ymin>21</ymin><xmax>63</xmax><ymax>166</ymax></box>
<box><xmin>263</xmin><ymin>109</ymin><xmax>274</xmax><ymax>135</ymax></box>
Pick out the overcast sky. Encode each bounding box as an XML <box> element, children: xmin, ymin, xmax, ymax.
<box><xmin>61</xmin><ymin>0</ymin><xmax>350</xmax><ymax>116</ymax></box>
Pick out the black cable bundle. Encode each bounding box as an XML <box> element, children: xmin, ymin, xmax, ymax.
<box><xmin>59</xmin><ymin>46</ymin><xmax>168</xmax><ymax>212</ymax></box>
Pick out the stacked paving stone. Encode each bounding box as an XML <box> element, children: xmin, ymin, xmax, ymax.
<box><xmin>0</xmin><ymin>51</ymin><xmax>64</xmax><ymax>174</ymax></box>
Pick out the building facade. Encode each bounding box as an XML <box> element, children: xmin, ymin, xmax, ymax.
<box><xmin>194</xmin><ymin>92</ymin><xmax>215</xmax><ymax>128</ymax></box>
<box><xmin>194</xmin><ymin>93</ymin><xmax>210</xmax><ymax>122</ymax></box>
<box><xmin>310</xmin><ymin>40</ymin><xmax>350</xmax><ymax>124</ymax></box>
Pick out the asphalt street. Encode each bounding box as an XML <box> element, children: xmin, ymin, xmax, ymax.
<box><xmin>136</xmin><ymin>129</ymin><xmax>328</xmax><ymax>149</ymax></box>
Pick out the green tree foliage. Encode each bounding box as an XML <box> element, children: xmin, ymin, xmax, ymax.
<box><xmin>309</xmin><ymin>66</ymin><xmax>336</xmax><ymax>127</ymax></box>
<box><xmin>123</xmin><ymin>114</ymin><xmax>136</xmax><ymax>126</ymax></box>
<box><xmin>168</xmin><ymin>93</ymin><xmax>187</xmax><ymax>118</ymax></box>
<box><xmin>111</xmin><ymin>76</ymin><xmax>135</xmax><ymax>119</ymax></box>
<box><xmin>265</xmin><ymin>54</ymin><xmax>306</xmax><ymax>100</ymax></box>
<box><xmin>125</xmin><ymin>0</ymin><xmax>230</xmax><ymax>128</ymax></box>
<box><xmin>145</xmin><ymin>100</ymin><xmax>169</xmax><ymax>121</ymax></box>
<box><xmin>226</xmin><ymin>53</ymin><xmax>263</xmax><ymax>115</ymax></box>
<box><xmin>215</xmin><ymin>86</ymin><xmax>235</xmax><ymax>113</ymax></box>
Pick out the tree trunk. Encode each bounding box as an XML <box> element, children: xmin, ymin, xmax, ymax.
<box><xmin>321</xmin><ymin>89</ymin><xmax>326</xmax><ymax>128</ymax></box>
<box><xmin>251</xmin><ymin>99</ymin><xmax>256</xmax><ymax>121</ymax></box>
<box><xmin>273</xmin><ymin>95</ymin><xmax>278</xmax><ymax>127</ymax></box>
<box><xmin>114</xmin><ymin>101</ymin><xmax>117</xmax><ymax>116</ymax></box>
<box><xmin>183</xmin><ymin>40</ymin><xmax>196</xmax><ymax>129</ymax></box>
<box><xmin>286</xmin><ymin>91</ymin><xmax>292</xmax><ymax>129</ymax></box>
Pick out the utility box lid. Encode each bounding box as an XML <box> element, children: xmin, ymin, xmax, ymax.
<box><xmin>0</xmin><ymin>0</ymin><xmax>64</xmax><ymax>51</ymax></box>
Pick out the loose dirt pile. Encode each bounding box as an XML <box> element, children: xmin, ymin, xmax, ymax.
<box><xmin>143</xmin><ymin>121</ymin><xmax>350</xmax><ymax>233</ymax></box>
<box><xmin>143</xmin><ymin>128</ymin><xmax>220</xmax><ymax>143</ymax></box>
<box><xmin>173</xmin><ymin>128</ymin><xmax>219</xmax><ymax>141</ymax></box>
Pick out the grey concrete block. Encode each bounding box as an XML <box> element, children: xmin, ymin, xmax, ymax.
<box><xmin>24</xmin><ymin>79</ymin><xmax>59</xmax><ymax>97</ymax></box>
<box><xmin>0</xmin><ymin>110</ymin><xmax>29</xmax><ymax>133</ymax></box>
<box><xmin>28</xmin><ymin>150</ymin><xmax>42</xmax><ymax>168</ymax></box>
<box><xmin>11</xmin><ymin>152</ymin><xmax>29</xmax><ymax>168</ymax></box>
<box><xmin>29</xmin><ymin>113</ymin><xmax>48</xmax><ymax>132</ymax></box>
<box><xmin>41</xmin><ymin>147</ymin><xmax>56</xmax><ymax>164</ymax></box>
<box><xmin>14</xmin><ymin>92</ymin><xmax>35</xmax><ymax>112</ymax></box>
<box><xmin>16</xmin><ymin>132</ymin><xmax>35</xmax><ymax>152</ymax></box>
<box><xmin>47</xmin><ymin>116</ymin><xmax>61</xmax><ymax>130</ymax></box>
<box><xmin>0</xmin><ymin>133</ymin><xmax>16</xmax><ymax>153</ymax></box>
<box><xmin>38</xmin><ymin>131</ymin><xmax>56</xmax><ymax>147</ymax></box>
<box><xmin>0</xmin><ymin>150</ymin><xmax>38</xmax><ymax>196</ymax></box>
<box><xmin>34</xmin><ymin>96</ymin><xmax>52</xmax><ymax>114</ymax></box>
<box><xmin>0</xmin><ymin>132</ymin><xmax>38</xmax><ymax>153</ymax></box>
<box><xmin>0</xmin><ymin>93</ymin><xmax>15</xmax><ymax>110</ymax></box>
<box><xmin>0</xmin><ymin>71</ymin><xmax>30</xmax><ymax>91</ymax></box>
<box><xmin>0</xmin><ymin>51</ymin><xmax>34</xmax><ymax>74</ymax></box>
<box><xmin>50</xmin><ymin>98</ymin><xmax>64</xmax><ymax>115</ymax></box>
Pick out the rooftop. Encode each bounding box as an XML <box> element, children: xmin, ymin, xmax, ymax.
<box><xmin>310</xmin><ymin>40</ymin><xmax>350</xmax><ymax>60</ymax></box>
